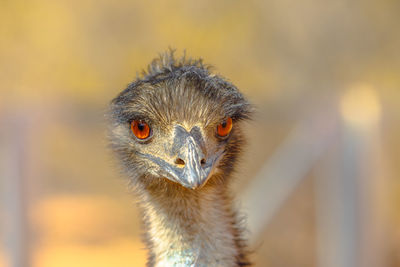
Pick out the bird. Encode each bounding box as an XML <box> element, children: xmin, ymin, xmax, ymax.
<box><xmin>108</xmin><ymin>51</ymin><xmax>252</xmax><ymax>267</ymax></box>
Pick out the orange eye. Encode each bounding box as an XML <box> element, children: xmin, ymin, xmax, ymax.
<box><xmin>131</xmin><ymin>120</ymin><xmax>151</xmax><ymax>139</ymax></box>
<box><xmin>216</xmin><ymin>117</ymin><xmax>233</xmax><ymax>137</ymax></box>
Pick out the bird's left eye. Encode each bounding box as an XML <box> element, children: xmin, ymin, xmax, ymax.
<box><xmin>216</xmin><ymin>117</ymin><xmax>233</xmax><ymax>137</ymax></box>
<box><xmin>131</xmin><ymin>120</ymin><xmax>151</xmax><ymax>139</ymax></box>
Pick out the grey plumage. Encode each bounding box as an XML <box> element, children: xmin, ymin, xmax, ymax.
<box><xmin>109</xmin><ymin>51</ymin><xmax>252</xmax><ymax>266</ymax></box>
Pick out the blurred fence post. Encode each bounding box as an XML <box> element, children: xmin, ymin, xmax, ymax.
<box><xmin>315</xmin><ymin>86</ymin><xmax>384</xmax><ymax>267</ymax></box>
<box><xmin>314</xmin><ymin>125</ymin><xmax>359</xmax><ymax>267</ymax></box>
<box><xmin>1</xmin><ymin>114</ymin><xmax>31</xmax><ymax>267</ymax></box>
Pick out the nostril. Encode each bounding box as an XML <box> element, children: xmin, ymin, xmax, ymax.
<box><xmin>175</xmin><ymin>158</ymin><xmax>185</xmax><ymax>166</ymax></box>
<box><xmin>200</xmin><ymin>158</ymin><xmax>206</xmax><ymax>166</ymax></box>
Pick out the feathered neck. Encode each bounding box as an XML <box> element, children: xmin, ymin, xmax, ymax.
<box><xmin>137</xmin><ymin>180</ymin><xmax>249</xmax><ymax>267</ymax></box>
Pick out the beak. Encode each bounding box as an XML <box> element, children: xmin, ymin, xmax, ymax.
<box><xmin>168</xmin><ymin>124</ymin><xmax>217</xmax><ymax>189</ymax></box>
<box><xmin>174</xmin><ymin>135</ymin><xmax>210</xmax><ymax>189</ymax></box>
<box><xmin>139</xmin><ymin>125</ymin><xmax>220</xmax><ymax>189</ymax></box>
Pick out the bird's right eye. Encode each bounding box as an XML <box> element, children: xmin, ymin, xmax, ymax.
<box><xmin>131</xmin><ymin>120</ymin><xmax>151</xmax><ymax>139</ymax></box>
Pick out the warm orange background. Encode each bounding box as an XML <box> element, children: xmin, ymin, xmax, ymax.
<box><xmin>1</xmin><ymin>1</ymin><xmax>399</xmax><ymax>266</ymax></box>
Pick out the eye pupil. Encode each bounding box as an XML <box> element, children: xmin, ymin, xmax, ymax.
<box><xmin>221</xmin><ymin>121</ymin><xmax>227</xmax><ymax>128</ymax></box>
<box><xmin>138</xmin><ymin>123</ymin><xmax>145</xmax><ymax>131</ymax></box>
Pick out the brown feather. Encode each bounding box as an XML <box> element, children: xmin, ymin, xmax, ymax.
<box><xmin>109</xmin><ymin>50</ymin><xmax>252</xmax><ymax>266</ymax></box>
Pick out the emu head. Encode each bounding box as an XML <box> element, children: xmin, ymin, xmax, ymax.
<box><xmin>109</xmin><ymin>54</ymin><xmax>251</xmax><ymax>191</ymax></box>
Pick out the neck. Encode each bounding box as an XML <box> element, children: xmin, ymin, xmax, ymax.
<box><xmin>138</xmin><ymin>180</ymin><xmax>249</xmax><ymax>267</ymax></box>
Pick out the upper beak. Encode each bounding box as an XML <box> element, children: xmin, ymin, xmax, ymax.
<box><xmin>174</xmin><ymin>135</ymin><xmax>211</xmax><ymax>189</ymax></box>
<box><xmin>139</xmin><ymin>125</ymin><xmax>219</xmax><ymax>189</ymax></box>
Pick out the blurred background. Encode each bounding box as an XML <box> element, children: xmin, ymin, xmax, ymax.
<box><xmin>0</xmin><ymin>0</ymin><xmax>399</xmax><ymax>266</ymax></box>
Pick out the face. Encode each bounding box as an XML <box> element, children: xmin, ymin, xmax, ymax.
<box><xmin>110</xmin><ymin>73</ymin><xmax>250</xmax><ymax>190</ymax></box>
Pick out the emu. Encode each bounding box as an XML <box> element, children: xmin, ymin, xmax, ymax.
<box><xmin>109</xmin><ymin>51</ymin><xmax>252</xmax><ymax>267</ymax></box>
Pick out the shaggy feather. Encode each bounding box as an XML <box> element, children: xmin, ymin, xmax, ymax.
<box><xmin>109</xmin><ymin>51</ymin><xmax>252</xmax><ymax>267</ymax></box>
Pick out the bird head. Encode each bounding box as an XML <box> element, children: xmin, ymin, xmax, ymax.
<box><xmin>109</xmin><ymin>52</ymin><xmax>251</xmax><ymax>191</ymax></box>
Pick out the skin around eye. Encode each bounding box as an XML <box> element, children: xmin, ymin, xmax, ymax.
<box><xmin>131</xmin><ymin>120</ymin><xmax>151</xmax><ymax>139</ymax></box>
<box><xmin>216</xmin><ymin>117</ymin><xmax>233</xmax><ymax>137</ymax></box>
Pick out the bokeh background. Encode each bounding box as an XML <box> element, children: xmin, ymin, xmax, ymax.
<box><xmin>1</xmin><ymin>0</ymin><xmax>399</xmax><ymax>266</ymax></box>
